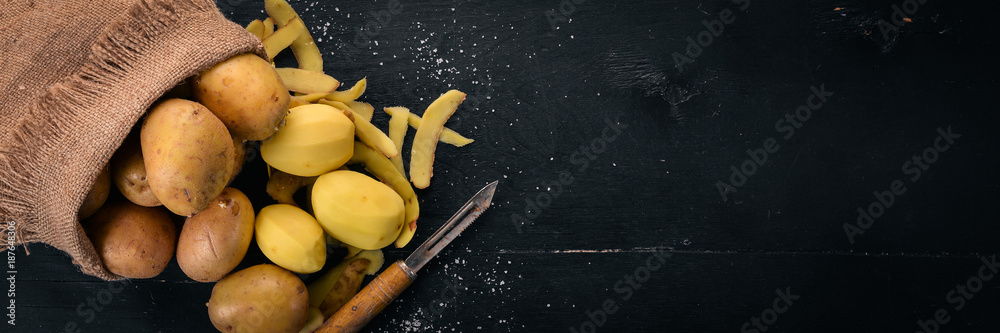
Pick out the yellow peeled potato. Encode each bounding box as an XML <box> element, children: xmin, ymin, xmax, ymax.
<box><xmin>141</xmin><ymin>99</ymin><xmax>234</xmax><ymax>216</ymax></box>
<box><xmin>255</xmin><ymin>204</ymin><xmax>326</xmax><ymax>274</ymax></box>
<box><xmin>193</xmin><ymin>53</ymin><xmax>290</xmax><ymax>140</ymax></box>
<box><xmin>176</xmin><ymin>188</ymin><xmax>255</xmax><ymax>282</ymax></box>
<box><xmin>261</xmin><ymin>104</ymin><xmax>354</xmax><ymax>177</ymax></box>
<box><xmin>312</xmin><ymin>170</ymin><xmax>404</xmax><ymax>250</ymax></box>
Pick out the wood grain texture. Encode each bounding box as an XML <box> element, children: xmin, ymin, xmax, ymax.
<box><xmin>318</xmin><ymin>261</ymin><xmax>415</xmax><ymax>333</ymax></box>
<box><xmin>10</xmin><ymin>0</ymin><xmax>1000</xmax><ymax>332</ymax></box>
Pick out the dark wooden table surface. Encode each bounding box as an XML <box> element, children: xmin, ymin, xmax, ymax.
<box><xmin>11</xmin><ymin>0</ymin><xmax>1000</xmax><ymax>332</ymax></box>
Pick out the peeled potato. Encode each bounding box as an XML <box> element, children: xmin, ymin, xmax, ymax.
<box><xmin>110</xmin><ymin>133</ymin><xmax>160</xmax><ymax>207</ymax></box>
<box><xmin>261</xmin><ymin>104</ymin><xmax>354</xmax><ymax>177</ymax></box>
<box><xmin>141</xmin><ymin>98</ymin><xmax>234</xmax><ymax>216</ymax></box>
<box><xmin>193</xmin><ymin>53</ymin><xmax>290</xmax><ymax>141</ymax></box>
<box><xmin>207</xmin><ymin>264</ymin><xmax>309</xmax><ymax>333</ymax></box>
<box><xmin>312</xmin><ymin>170</ymin><xmax>405</xmax><ymax>250</ymax></box>
<box><xmin>176</xmin><ymin>188</ymin><xmax>255</xmax><ymax>282</ymax></box>
<box><xmin>255</xmin><ymin>204</ymin><xmax>326</xmax><ymax>274</ymax></box>
<box><xmin>85</xmin><ymin>201</ymin><xmax>176</xmax><ymax>279</ymax></box>
<box><xmin>78</xmin><ymin>165</ymin><xmax>110</xmax><ymax>219</ymax></box>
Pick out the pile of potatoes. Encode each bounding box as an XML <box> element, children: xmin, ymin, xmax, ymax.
<box><xmin>76</xmin><ymin>0</ymin><xmax>474</xmax><ymax>332</ymax></box>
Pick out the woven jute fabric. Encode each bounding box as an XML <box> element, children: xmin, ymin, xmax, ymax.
<box><xmin>0</xmin><ymin>0</ymin><xmax>264</xmax><ymax>280</ymax></box>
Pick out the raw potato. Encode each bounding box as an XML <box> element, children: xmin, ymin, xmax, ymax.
<box><xmin>410</xmin><ymin>90</ymin><xmax>466</xmax><ymax>189</ymax></box>
<box><xmin>230</xmin><ymin>136</ymin><xmax>247</xmax><ymax>183</ymax></box>
<box><xmin>312</xmin><ymin>170</ymin><xmax>405</xmax><ymax>250</ymax></box>
<box><xmin>78</xmin><ymin>165</ymin><xmax>110</xmax><ymax>219</ymax></box>
<box><xmin>307</xmin><ymin>250</ymin><xmax>383</xmax><ymax>317</ymax></box>
<box><xmin>261</xmin><ymin>104</ymin><xmax>354</xmax><ymax>177</ymax></box>
<box><xmin>255</xmin><ymin>204</ymin><xmax>326</xmax><ymax>274</ymax></box>
<box><xmin>85</xmin><ymin>201</ymin><xmax>176</xmax><ymax>279</ymax></box>
<box><xmin>193</xmin><ymin>53</ymin><xmax>290</xmax><ymax>141</ymax></box>
<box><xmin>142</xmin><ymin>98</ymin><xmax>234</xmax><ymax>216</ymax></box>
<box><xmin>383</xmin><ymin>106</ymin><xmax>474</xmax><ymax>147</ymax></box>
<box><xmin>207</xmin><ymin>264</ymin><xmax>309</xmax><ymax>333</ymax></box>
<box><xmin>177</xmin><ymin>188</ymin><xmax>255</xmax><ymax>282</ymax></box>
<box><xmin>111</xmin><ymin>134</ymin><xmax>161</xmax><ymax>207</ymax></box>
<box><xmin>347</xmin><ymin>142</ymin><xmax>419</xmax><ymax>248</ymax></box>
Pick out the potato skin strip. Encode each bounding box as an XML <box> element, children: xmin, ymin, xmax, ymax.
<box><xmin>288</xmin><ymin>96</ymin><xmax>310</xmax><ymax>108</ymax></box>
<box><xmin>275</xmin><ymin>67</ymin><xmax>340</xmax><ymax>94</ymax></box>
<box><xmin>386</xmin><ymin>107</ymin><xmax>410</xmax><ymax>179</ymax></box>
<box><xmin>262</xmin><ymin>17</ymin><xmax>275</xmax><ymax>38</ymax></box>
<box><xmin>262</xmin><ymin>18</ymin><xmax>305</xmax><ymax>61</ymax></box>
<box><xmin>347</xmin><ymin>142</ymin><xmax>419</xmax><ymax>248</ymax></box>
<box><xmin>334</xmin><ymin>106</ymin><xmax>398</xmax><ymax>158</ymax></box>
<box><xmin>265</xmin><ymin>0</ymin><xmax>324</xmax><ymax>72</ymax></box>
<box><xmin>409</xmin><ymin>90</ymin><xmax>466</xmax><ymax>189</ymax></box>
<box><xmin>383</xmin><ymin>105</ymin><xmax>474</xmax><ymax>147</ymax></box>
<box><xmin>344</xmin><ymin>100</ymin><xmax>373</xmax><ymax>122</ymax></box>
<box><xmin>245</xmin><ymin>19</ymin><xmax>264</xmax><ymax>39</ymax></box>
<box><xmin>324</xmin><ymin>78</ymin><xmax>367</xmax><ymax>103</ymax></box>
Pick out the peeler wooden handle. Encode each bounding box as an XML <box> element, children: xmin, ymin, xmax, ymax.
<box><xmin>315</xmin><ymin>260</ymin><xmax>417</xmax><ymax>333</ymax></box>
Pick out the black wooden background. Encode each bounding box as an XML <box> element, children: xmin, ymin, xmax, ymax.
<box><xmin>10</xmin><ymin>0</ymin><xmax>1000</xmax><ymax>332</ymax></box>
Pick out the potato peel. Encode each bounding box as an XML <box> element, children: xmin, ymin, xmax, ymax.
<box><xmin>324</xmin><ymin>78</ymin><xmax>367</xmax><ymax>103</ymax></box>
<box><xmin>275</xmin><ymin>67</ymin><xmax>340</xmax><ymax>94</ymax></box>
<box><xmin>383</xmin><ymin>105</ymin><xmax>474</xmax><ymax>147</ymax></box>
<box><xmin>409</xmin><ymin>90</ymin><xmax>466</xmax><ymax>189</ymax></box>
<box><xmin>265</xmin><ymin>0</ymin><xmax>324</xmax><ymax>72</ymax></box>
<box><xmin>262</xmin><ymin>18</ymin><xmax>305</xmax><ymax>61</ymax></box>
<box><xmin>386</xmin><ymin>106</ymin><xmax>410</xmax><ymax>179</ymax></box>
<box><xmin>245</xmin><ymin>19</ymin><xmax>264</xmax><ymax>39</ymax></box>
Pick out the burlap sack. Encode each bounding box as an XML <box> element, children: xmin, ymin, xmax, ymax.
<box><xmin>0</xmin><ymin>0</ymin><xmax>265</xmax><ymax>280</ymax></box>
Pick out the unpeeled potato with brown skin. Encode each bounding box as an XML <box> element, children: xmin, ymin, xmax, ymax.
<box><xmin>111</xmin><ymin>133</ymin><xmax>161</xmax><ymax>207</ymax></box>
<box><xmin>229</xmin><ymin>136</ymin><xmax>247</xmax><ymax>183</ymax></box>
<box><xmin>193</xmin><ymin>53</ymin><xmax>290</xmax><ymax>141</ymax></box>
<box><xmin>207</xmin><ymin>264</ymin><xmax>308</xmax><ymax>333</ymax></box>
<box><xmin>177</xmin><ymin>188</ymin><xmax>254</xmax><ymax>282</ymax></box>
<box><xmin>141</xmin><ymin>98</ymin><xmax>234</xmax><ymax>216</ymax></box>
<box><xmin>78</xmin><ymin>165</ymin><xmax>110</xmax><ymax>219</ymax></box>
<box><xmin>85</xmin><ymin>200</ymin><xmax>177</xmax><ymax>279</ymax></box>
